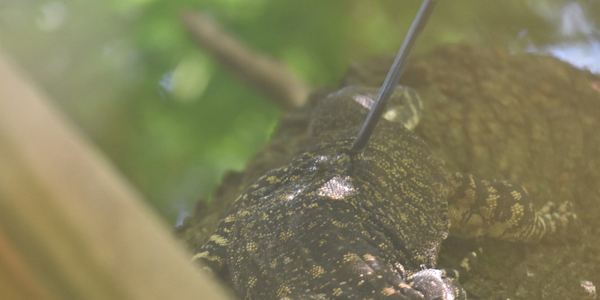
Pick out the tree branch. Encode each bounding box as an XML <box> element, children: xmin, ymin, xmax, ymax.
<box><xmin>181</xmin><ymin>11</ymin><xmax>311</xmax><ymax>109</ymax></box>
<box><xmin>0</xmin><ymin>49</ymin><xmax>234</xmax><ymax>300</ymax></box>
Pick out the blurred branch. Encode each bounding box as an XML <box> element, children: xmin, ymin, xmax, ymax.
<box><xmin>181</xmin><ymin>11</ymin><xmax>311</xmax><ymax>109</ymax></box>
<box><xmin>0</xmin><ymin>49</ymin><xmax>233</xmax><ymax>300</ymax></box>
<box><xmin>0</xmin><ymin>226</ymin><xmax>52</xmax><ymax>300</ymax></box>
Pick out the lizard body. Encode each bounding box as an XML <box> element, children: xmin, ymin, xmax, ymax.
<box><xmin>194</xmin><ymin>85</ymin><xmax>574</xmax><ymax>299</ymax></box>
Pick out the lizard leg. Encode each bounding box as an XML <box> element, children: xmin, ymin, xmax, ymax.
<box><xmin>447</xmin><ymin>172</ymin><xmax>576</xmax><ymax>243</ymax></box>
<box><xmin>441</xmin><ymin>250</ymin><xmax>479</xmax><ymax>282</ymax></box>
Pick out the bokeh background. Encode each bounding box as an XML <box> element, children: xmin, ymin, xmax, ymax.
<box><xmin>1</xmin><ymin>0</ymin><xmax>598</xmax><ymax>225</ymax></box>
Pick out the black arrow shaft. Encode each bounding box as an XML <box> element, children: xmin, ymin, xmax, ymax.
<box><xmin>351</xmin><ymin>0</ymin><xmax>438</xmax><ymax>154</ymax></box>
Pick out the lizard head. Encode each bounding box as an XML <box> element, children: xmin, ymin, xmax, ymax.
<box><xmin>308</xmin><ymin>85</ymin><xmax>423</xmax><ymax>142</ymax></box>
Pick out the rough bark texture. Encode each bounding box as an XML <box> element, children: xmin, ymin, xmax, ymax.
<box><xmin>177</xmin><ymin>43</ymin><xmax>600</xmax><ymax>300</ymax></box>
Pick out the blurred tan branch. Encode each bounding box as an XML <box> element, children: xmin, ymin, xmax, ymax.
<box><xmin>0</xmin><ymin>49</ymin><xmax>233</xmax><ymax>300</ymax></box>
<box><xmin>181</xmin><ymin>11</ymin><xmax>311</xmax><ymax>109</ymax></box>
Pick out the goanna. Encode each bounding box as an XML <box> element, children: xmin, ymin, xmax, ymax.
<box><xmin>193</xmin><ymin>85</ymin><xmax>575</xmax><ymax>300</ymax></box>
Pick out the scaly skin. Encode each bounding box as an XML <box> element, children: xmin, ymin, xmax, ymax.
<box><xmin>193</xmin><ymin>85</ymin><xmax>574</xmax><ymax>299</ymax></box>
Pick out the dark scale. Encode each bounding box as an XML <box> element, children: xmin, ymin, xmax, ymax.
<box><xmin>193</xmin><ymin>86</ymin><xmax>575</xmax><ymax>300</ymax></box>
<box><xmin>194</xmin><ymin>1</ymin><xmax>575</xmax><ymax>298</ymax></box>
